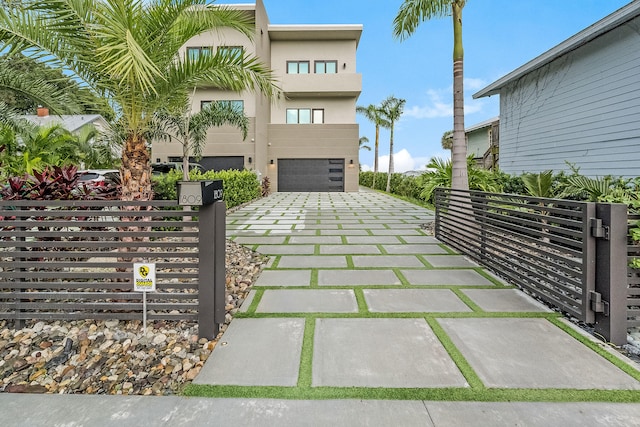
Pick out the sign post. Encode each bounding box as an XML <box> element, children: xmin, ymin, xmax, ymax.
<box><xmin>133</xmin><ymin>263</ymin><xmax>156</xmax><ymax>332</ymax></box>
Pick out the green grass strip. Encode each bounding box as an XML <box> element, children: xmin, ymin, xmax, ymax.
<box><xmin>245</xmin><ymin>289</ymin><xmax>264</xmax><ymax>314</ymax></box>
<box><xmin>235</xmin><ymin>311</ymin><xmax>557</xmax><ymax>320</ymax></box>
<box><xmin>353</xmin><ymin>288</ymin><xmax>369</xmax><ymax>314</ymax></box>
<box><xmin>549</xmin><ymin>317</ymin><xmax>640</xmax><ymax>381</ymax></box>
<box><xmin>426</xmin><ymin>317</ymin><xmax>485</xmax><ymax>390</ymax></box>
<box><xmin>450</xmin><ymin>288</ymin><xmax>483</xmax><ymax>312</ymax></box>
<box><xmin>297</xmin><ymin>318</ymin><xmax>315</xmax><ymax>387</ymax></box>
<box><xmin>310</xmin><ymin>269</ymin><xmax>319</xmax><ymax>287</ymax></box>
<box><xmin>182</xmin><ymin>384</ymin><xmax>640</xmax><ymax>403</ymax></box>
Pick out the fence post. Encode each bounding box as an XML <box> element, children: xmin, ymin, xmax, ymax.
<box><xmin>593</xmin><ymin>203</ymin><xmax>628</xmax><ymax>346</ymax></box>
<box><xmin>198</xmin><ymin>200</ymin><xmax>226</xmax><ymax>340</ymax></box>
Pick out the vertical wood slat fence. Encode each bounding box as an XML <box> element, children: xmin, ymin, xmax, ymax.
<box><xmin>0</xmin><ymin>199</ymin><xmax>226</xmax><ymax>338</ymax></box>
<box><xmin>434</xmin><ymin>188</ymin><xmax>631</xmax><ymax>345</ymax></box>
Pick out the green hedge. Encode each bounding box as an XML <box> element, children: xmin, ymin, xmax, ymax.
<box><xmin>152</xmin><ymin>169</ymin><xmax>260</xmax><ymax>209</ymax></box>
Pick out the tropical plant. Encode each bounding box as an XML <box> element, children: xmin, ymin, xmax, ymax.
<box><xmin>356</xmin><ymin>103</ymin><xmax>389</xmax><ymax>189</ymax></box>
<box><xmin>0</xmin><ymin>0</ymin><xmax>279</xmax><ymax>202</ymax></box>
<box><xmin>521</xmin><ymin>170</ymin><xmax>555</xmax><ymax>198</ymax></box>
<box><xmin>380</xmin><ymin>95</ymin><xmax>406</xmax><ymax>192</ymax></box>
<box><xmin>418</xmin><ymin>155</ymin><xmax>501</xmax><ymax>203</ymax></box>
<box><xmin>359</xmin><ymin>136</ymin><xmax>371</xmax><ymax>151</ymax></box>
<box><xmin>9</xmin><ymin>124</ymin><xmax>79</xmax><ymax>175</ymax></box>
<box><xmin>441</xmin><ymin>129</ymin><xmax>453</xmax><ymax>150</ymax></box>
<box><xmin>151</xmin><ymin>99</ymin><xmax>249</xmax><ymax>181</ymax></box>
<box><xmin>394</xmin><ymin>0</ymin><xmax>469</xmax><ymax>191</ymax></box>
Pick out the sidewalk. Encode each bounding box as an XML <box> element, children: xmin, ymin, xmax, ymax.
<box><xmin>2</xmin><ymin>190</ymin><xmax>640</xmax><ymax>426</ymax></box>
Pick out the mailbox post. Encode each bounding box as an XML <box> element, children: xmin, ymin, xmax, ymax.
<box><xmin>177</xmin><ymin>180</ymin><xmax>225</xmax><ymax>339</ymax></box>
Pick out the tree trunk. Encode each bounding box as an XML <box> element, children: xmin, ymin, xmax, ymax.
<box><xmin>373</xmin><ymin>124</ymin><xmax>380</xmax><ymax>189</ymax></box>
<box><xmin>451</xmin><ymin>2</ymin><xmax>468</xmax><ymax>191</ymax></box>
<box><xmin>386</xmin><ymin>123</ymin><xmax>394</xmax><ymax>193</ymax></box>
<box><xmin>120</xmin><ymin>133</ymin><xmax>152</xmax><ymax>201</ymax></box>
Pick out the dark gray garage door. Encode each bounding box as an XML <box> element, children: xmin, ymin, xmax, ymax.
<box><xmin>278</xmin><ymin>159</ymin><xmax>344</xmax><ymax>192</ymax></box>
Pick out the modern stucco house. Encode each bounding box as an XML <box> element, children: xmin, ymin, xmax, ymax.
<box><xmin>151</xmin><ymin>0</ymin><xmax>362</xmax><ymax>192</ymax></box>
<box><xmin>473</xmin><ymin>1</ymin><xmax>640</xmax><ymax>178</ymax></box>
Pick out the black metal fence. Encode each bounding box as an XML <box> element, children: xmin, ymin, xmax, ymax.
<box><xmin>0</xmin><ymin>199</ymin><xmax>226</xmax><ymax>339</ymax></box>
<box><xmin>628</xmin><ymin>213</ymin><xmax>640</xmax><ymax>328</ymax></box>
<box><xmin>434</xmin><ymin>188</ymin><xmax>629</xmax><ymax>345</ymax></box>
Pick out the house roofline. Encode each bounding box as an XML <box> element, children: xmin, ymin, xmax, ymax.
<box><xmin>473</xmin><ymin>1</ymin><xmax>640</xmax><ymax>99</ymax></box>
<box><xmin>268</xmin><ymin>24</ymin><xmax>363</xmax><ymax>47</ymax></box>
<box><xmin>466</xmin><ymin>116</ymin><xmax>499</xmax><ymax>133</ymax></box>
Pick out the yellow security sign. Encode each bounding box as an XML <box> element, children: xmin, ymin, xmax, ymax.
<box><xmin>133</xmin><ymin>263</ymin><xmax>156</xmax><ymax>292</ymax></box>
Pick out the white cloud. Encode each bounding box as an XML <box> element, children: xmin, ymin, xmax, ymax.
<box><xmin>404</xmin><ymin>80</ymin><xmax>486</xmax><ymax>119</ymax></box>
<box><xmin>364</xmin><ymin>148</ymin><xmax>451</xmax><ymax>173</ymax></box>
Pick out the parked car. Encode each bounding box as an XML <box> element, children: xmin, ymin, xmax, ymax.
<box><xmin>151</xmin><ymin>162</ymin><xmax>205</xmax><ymax>175</ymax></box>
<box><xmin>77</xmin><ymin>169</ymin><xmax>120</xmax><ymax>187</ymax></box>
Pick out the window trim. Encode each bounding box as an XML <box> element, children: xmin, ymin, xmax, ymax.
<box><xmin>286</xmin><ymin>108</ymin><xmax>325</xmax><ymax>124</ymax></box>
<box><xmin>186</xmin><ymin>46</ymin><xmax>213</xmax><ymax>60</ymax></box>
<box><xmin>201</xmin><ymin>100</ymin><xmax>245</xmax><ymax>112</ymax></box>
<box><xmin>314</xmin><ymin>60</ymin><xmax>338</xmax><ymax>74</ymax></box>
<box><xmin>286</xmin><ymin>60</ymin><xmax>311</xmax><ymax>74</ymax></box>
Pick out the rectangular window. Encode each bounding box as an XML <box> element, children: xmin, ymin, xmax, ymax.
<box><xmin>187</xmin><ymin>47</ymin><xmax>212</xmax><ymax>60</ymax></box>
<box><xmin>287</xmin><ymin>61</ymin><xmax>310</xmax><ymax>74</ymax></box>
<box><xmin>315</xmin><ymin>60</ymin><xmax>338</xmax><ymax>74</ymax></box>
<box><xmin>218</xmin><ymin>46</ymin><xmax>244</xmax><ymax>60</ymax></box>
<box><xmin>201</xmin><ymin>100</ymin><xmax>244</xmax><ymax>112</ymax></box>
<box><xmin>286</xmin><ymin>108</ymin><xmax>324</xmax><ymax>124</ymax></box>
<box><xmin>312</xmin><ymin>109</ymin><xmax>324</xmax><ymax>124</ymax></box>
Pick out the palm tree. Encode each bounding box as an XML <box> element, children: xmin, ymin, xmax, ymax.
<box><xmin>152</xmin><ymin>100</ymin><xmax>249</xmax><ymax>181</ymax></box>
<box><xmin>0</xmin><ymin>0</ymin><xmax>278</xmax><ymax>201</ymax></box>
<box><xmin>441</xmin><ymin>129</ymin><xmax>453</xmax><ymax>150</ymax></box>
<box><xmin>394</xmin><ymin>0</ymin><xmax>469</xmax><ymax>191</ymax></box>
<box><xmin>359</xmin><ymin>136</ymin><xmax>371</xmax><ymax>151</ymax></box>
<box><xmin>356</xmin><ymin>104</ymin><xmax>389</xmax><ymax>188</ymax></box>
<box><xmin>381</xmin><ymin>95</ymin><xmax>406</xmax><ymax>193</ymax></box>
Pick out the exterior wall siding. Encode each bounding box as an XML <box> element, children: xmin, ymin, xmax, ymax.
<box><xmin>499</xmin><ymin>17</ymin><xmax>640</xmax><ymax>177</ymax></box>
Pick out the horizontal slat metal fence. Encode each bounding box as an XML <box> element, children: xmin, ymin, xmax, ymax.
<box><xmin>0</xmin><ymin>200</ymin><xmax>201</xmax><ymax>323</ymax></box>
<box><xmin>434</xmin><ymin>188</ymin><xmax>595</xmax><ymax>323</ymax></box>
<box><xmin>628</xmin><ymin>214</ymin><xmax>640</xmax><ymax>327</ymax></box>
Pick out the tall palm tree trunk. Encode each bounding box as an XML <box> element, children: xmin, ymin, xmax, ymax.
<box><xmin>450</xmin><ymin>2</ymin><xmax>468</xmax><ymax>191</ymax></box>
<box><xmin>386</xmin><ymin>126</ymin><xmax>394</xmax><ymax>192</ymax></box>
<box><xmin>373</xmin><ymin>125</ymin><xmax>380</xmax><ymax>188</ymax></box>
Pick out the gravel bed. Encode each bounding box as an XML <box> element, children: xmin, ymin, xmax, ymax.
<box><xmin>0</xmin><ymin>240</ymin><xmax>268</xmax><ymax>395</ymax></box>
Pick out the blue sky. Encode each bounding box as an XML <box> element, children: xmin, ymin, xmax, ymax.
<box><xmin>219</xmin><ymin>0</ymin><xmax>632</xmax><ymax>172</ymax></box>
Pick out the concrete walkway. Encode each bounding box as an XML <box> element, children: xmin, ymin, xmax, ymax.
<box><xmin>2</xmin><ymin>190</ymin><xmax>640</xmax><ymax>426</ymax></box>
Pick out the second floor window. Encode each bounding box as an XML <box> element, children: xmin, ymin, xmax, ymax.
<box><xmin>201</xmin><ymin>100</ymin><xmax>244</xmax><ymax>112</ymax></box>
<box><xmin>286</xmin><ymin>108</ymin><xmax>324</xmax><ymax>124</ymax></box>
<box><xmin>287</xmin><ymin>61</ymin><xmax>310</xmax><ymax>74</ymax></box>
<box><xmin>315</xmin><ymin>60</ymin><xmax>338</xmax><ymax>74</ymax></box>
<box><xmin>218</xmin><ymin>46</ymin><xmax>244</xmax><ymax>61</ymax></box>
<box><xmin>187</xmin><ymin>47</ymin><xmax>212</xmax><ymax>60</ymax></box>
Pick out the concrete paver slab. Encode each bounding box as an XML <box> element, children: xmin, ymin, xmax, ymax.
<box><xmin>352</xmin><ymin>255</ymin><xmax>424</xmax><ymax>268</ymax></box>
<box><xmin>423</xmin><ymin>255</ymin><xmax>479</xmax><ymax>268</ymax></box>
<box><xmin>346</xmin><ymin>236</ymin><xmax>402</xmax><ymax>244</ymax></box>
<box><xmin>320</xmin><ymin>229</ymin><xmax>369</xmax><ymax>235</ymax></box>
<box><xmin>402</xmin><ymin>269</ymin><xmax>495</xmax><ymax>286</ymax></box>
<box><xmin>289</xmin><ymin>236</ymin><xmax>342</xmax><ymax>244</ymax></box>
<box><xmin>369</xmin><ymin>229</ymin><xmax>423</xmax><ymax>235</ymax></box>
<box><xmin>363</xmin><ymin>289</ymin><xmax>472</xmax><ymax>313</ymax></box>
<box><xmin>277</xmin><ymin>255</ymin><xmax>347</xmax><ymax>268</ymax></box>
<box><xmin>233</xmin><ymin>236</ymin><xmax>286</xmax><ymax>245</ymax></box>
<box><xmin>401</xmin><ymin>236</ymin><xmax>441</xmax><ymax>244</ymax></box>
<box><xmin>318</xmin><ymin>269</ymin><xmax>401</xmax><ymax>286</ymax></box>
<box><xmin>383</xmin><ymin>244</ymin><xmax>448</xmax><ymax>255</ymax></box>
<box><xmin>320</xmin><ymin>244</ymin><xmax>381</xmax><ymax>255</ymax></box>
<box><xmin>425</xmin><ymin>401</ymin><xmax>640</xmax><ymax>427</ymax></box>
<box><xmin>255</xmin><ymin>245</ymin><xmax>315</xmax><ymax>255</ymax></box>
<box><xmin>255</xmin><ymin>270</ymin><xmax>312</xmax><ymax>287</ymax></box>
<box><xmin>461</xmin><ymin>289</ymin><xmax>552</xmax><ymax>312</ymax></box>
<box><xmin>257</xmin><ymin>289</ymin><xmax>358</xmax><ymax>313</ymax></box>
<box><xmin>438</xmin><ymin>318</ymin><xmax>640</xmax><ymax>389</ymax></box>
<box><xmin>312</xmin><ymin>318</ymin><xmax>468</xmax><ymax>387</ymax></box>
<box><xmin>194</xmin><ymin>318</ymin><xmax>305</xmax><ymax>386</ymax></box>
<box><xmin>238</xmin><ymin>290</ymin><xmax>256</xmax><ymax>312</ymax></box>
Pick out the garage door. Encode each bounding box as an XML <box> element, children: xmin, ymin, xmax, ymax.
<box><xmin>278</xmin><ymin>159</ymin><xmax>344</xmax><ymax>192</ymax></box>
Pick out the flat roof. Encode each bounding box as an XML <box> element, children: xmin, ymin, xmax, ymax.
<box><xmin>474</xmin><ymin>1</ymin><xmax>640</xmax><ymax>98</ymax></box>
<box><xmin>268</xmin><ymin>24</ymin><xmax>363</xmax><ymax>47</ymax></box>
